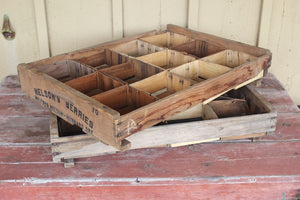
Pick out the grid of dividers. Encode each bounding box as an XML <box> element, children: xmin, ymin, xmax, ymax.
<box><xmin>37</xmin><ymin>32</ymin><xmax>257</xmax><ymax>116</ymax></box>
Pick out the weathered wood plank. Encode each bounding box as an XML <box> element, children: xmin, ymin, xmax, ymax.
<box><xmin>1</xmin><ymin>180</ymin><xmax>299</xmax><ymax>200</ymax></box>
<box><xmin>0</xmin><ymin>95</ymin><xmax>48</xmax><ymax>117</ymax></box>
<box><xmin>51</xmin><ymin>110</ymin><xmax>276</xmax><ymax>161</ymax></box>
<box><xmin>0</xmin><ymin>117</ymin><xmax>50</xmax><ymax>143</ymax></box>
<box><xmin>261</xmin><ymin>113</ymin><xmax>300</xmax><ymax>141</ymax></box>
<box><xmin>1</xmin><ymin>141</ymin><xmax>300</xmax><ymax>179</ymax></box>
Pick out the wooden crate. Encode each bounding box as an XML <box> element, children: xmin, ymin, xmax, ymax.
<box><xmin>18</xmin><ymin>25</ymin><xmax>272</xmax><ymax>151</ymax></box>
<box><xmin>50</xmin><ymin>85</ymin><xmax>277</xmax><ymax>165</ymax></box>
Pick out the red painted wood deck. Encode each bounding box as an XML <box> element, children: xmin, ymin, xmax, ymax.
<box><xmin>0</xmin><ymin>74</ymin><xmax>299</xmax><ymax>200</ymax></box>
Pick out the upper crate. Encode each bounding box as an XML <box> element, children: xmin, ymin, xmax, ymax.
<box><xmin>18</xmin><ymin>25</ymin><xmax>272</xmax><ymax>151</ymax></box>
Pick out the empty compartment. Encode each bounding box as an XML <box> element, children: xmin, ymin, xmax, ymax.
<box><xmin>65</xmin><ymin>72</ymin><xmax>124</xmax><ymax>96</ymax></box>
<box><xmin>207</xmin><ymin>85</ymin><xmax>271</xmax><ymax>118</ymax></box>
<box><xmin>74</xmin><ymin>49</ymin><xmax>133</xmax><ymax>70</ymax></box>
<box><xmin>234</xmin><ymin>86</ymin><xmax>271</xmax><ymax>115</ymax></box>
<box><xmin>137</xmin><ymin>50</ymin><xmax>196</xmax><ymax>70</ymax></box>
<box><xmin>171</xmin><ymin>40</ymin><xmax>225</xmax><ymax>58</ymax></box>
<box><xmin>109</xmin><ymin>40</ymin><xmax>164</xmax><ymax>58</ymax></box>
<box><xmin>73</xmin><ymin>50</ymin><xmax>111</xmax><ymax>69</ymax></box>
<box><xmin>208</xmin><ymin>99</ymin><xmax>250</xmax><ymax>118</ymax></box>
<box><xmin>201</xmin><ymin>49</ymin><xmax>257</xmax><ymax>68</ymax></box>
<box><xmin>100</xmin><ymin>60</ymin><xmax>164</xmax><ymax>84</ymax></box>
<box><xmin>140</xmin><ymin>32</ymin><xmax>193</xmax><ymax>48</ymax></box>
<box><xmin>37</xmin><ymin>60</ymin><xmax>95</xmax><ymax>82</ymax></box>
<box><xmin>165</xmin><ymin>86</ymin><xmax>267</xmax><ymax>122</ymax></box>
<box><xmin>92</xmin><ymin>85</ymin><xmax>157</xmax><ymax>115</ymax></box>
<box><xmin>130</xmin><ymin>71</ymin><xmax>196</xmax><ymax>99</ymax></box>
<box><xmin>170</xmin><ymin>59</ymin><xmax>231</xmax><ymax>82</ymax></box>
<box><xmin>57</xmin><ymin>117</ymin><xmax>85</xmax><ymax>137</ymax></box>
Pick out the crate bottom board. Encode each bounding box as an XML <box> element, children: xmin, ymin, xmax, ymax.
<box><xmin>50</xmin><ymin>112</ymin><xmax>271</xmax><ymax>165</ymax></box>
<box><xmin>50</xmin><ymin>85</ymin><xmax>276</xmax><ymax>165</ymax></box>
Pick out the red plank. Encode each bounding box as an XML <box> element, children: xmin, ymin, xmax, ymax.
<box><xmin>0</xmin><ymin>75</ymin><xmax>20</xmax><ymax>88</ymax></box>
<box><xmin>257</xmin><ymin>91</ymin><xmax>300</xmax><ymax>113</ymax></box>
<box><xmin>0</xmin><ymin>94</ymin><xmax>38</xmax><ymax>106</ymax></box>
<box><xmin>1</xmin><ymin>177</ymin><xmax>300</xmax><ymax>200</ymax></box>
<box><xmin>0</xmin><ymin>146</ymin><xmax>52</xmax><ymax>163</ymax></box>
<box><xmin>0</xmin><ymin>142</ymin><xmax>299</xmax><ymax>180</ymax></box>
<box><xmin>258</xmin><ymin>73</ymin><xmax>286</xmax><ymax>91</ymax></box>
<box><xmin>255</xmin><ymin>73</ymin><xmax>300</xmax><ymax>113</ymax></box>
<box><xmin>1</xmin><ymin>155</ymin><xmax>299</xmax><ymax>181</ymax></box>
<box><xmin>0</xmin><ymin>102</ymin><xmax>48</xmax><ymax>117</ymax></box>
<box><xmin>262</xmin><ymin>113</ymin><xmax>300</xmax><ymax>141</ymax></box>
<box><xmin>0</xmin><ymin>87</ymin><xmax>22</xmax><ymax>94</ymax></box>
<box><xmin>0</xmin><ymin>117</ymin><xmax>49</xmax><ymax>143</ymax></box>
<box><xmin>0</xmin><ymin>140</ymin><xmax>299</xmax><ymax>166</ymax></box>
<box><xmin>0</xmin><ymin>75</ymin><xmax>22</xmax><ymax>94</ymax></box>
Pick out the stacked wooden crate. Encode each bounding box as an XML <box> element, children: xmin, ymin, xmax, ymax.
<box><xmin>18</xmin><ymin>25</ymin><xmax>276</xmax><ymax>166</ymax></box>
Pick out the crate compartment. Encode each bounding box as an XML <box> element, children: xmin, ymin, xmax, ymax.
<box><xmin>130</xmin><ymin>71</ymin><xmax>196</xmax><ymax>99</ymax></box>
<box><xmin>137</xmin><ymin>50</ymin><xmax>196</xmax><ymax>69</ymax></box>
<box><xmin>57</xmin><ymin>117</ymin><xmax>85</xmax><ymax>137</ymax></box>
<box><xmin>167</xmin><ymin>86</ymin><xmax>268</xmax><ymax>122</ymax></box>
<box><xmin>208</xmin><ymin>98</ymin><xmax>250</xmax><ymax>118</ymax></box>
<box><xmin>37</xmin><ymin>60</ymin><xmax>95</xmax><ymax>82</ymax></box>
<box><xmin>171</xmin><ymin>40</ymin><xmax>225</xmax><ymax>58</ymax></box>
<box><xmin>201</xmin><ymin>49</ymin><xmax>257</xmax><ymax>68</ymax></box>
<box><xmin>73</xmin><ymin>50</ymin><xmax>111</xmax><ymax>70</ymax></box>
<box><xmin>170</xmin><ymin>60</ymin><xmax>231</xmax><ymax>82</ymax></box>
<box><xmin>105</xmin><ymin>40</ymin><xmax>165</xmax><ymax>66</ymax></box>
<box><xmin>140</xmin><ymin>32</ymin><xmax>193</xmax><ymax>48</ymax></box>
<box><xmin>92</xmin><ymin>85</ymin><xmax>157</xmax><ymax>115</ymax></box>
<box><xmin>100</xmin><ymin>60</ymin><xmax>164</xmax><ymax>84</ymax></box>
<box><xmin>75</xmin><ymin>49</ymin><xmax>134</xmax><ymax>70</ymax></box>
<box><xmin>110</xmin><ymin>40</ymin><xmax>164</xmax><ymax>58</ymax></box>
<box><xmin>64</xmin><ymin>72</ymin><xmax>124</xmax><ymax>96</ymax></box>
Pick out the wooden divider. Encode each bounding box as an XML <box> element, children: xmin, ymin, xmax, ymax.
<box><xmin>110</xmin><ymin>40</ymin><xmax>164</xmax><ymax>57</ymax></box>
<box><xmin>130</xmin><ymin>71</ymin><xmax>196</xmax><ymax>99</ymax></box>
<box><xmin>64</xmin><ymin>72</ymin><xmax>124</xmax><ymax>96</ymax></box>
<box><xmin>73</xmin><ymin>50</ymin><xmax>108</xmax><ymax>68</ymax></box>
<box><xmin>201</xmin><ymin>49</ymin><xmax>257</xmax><ymax>68</ymax></box>
<box><xmin>172</xmin><ymin>40</ymin><xmax>225</xmax><ymax>58</ymax></box>
<box><xmin>137</xmin><ymin>50</ymin><xmax>196</xmax><ymax>69</ymax></box>
<box><xmin>170</xmin><ymin>59</ymin><xmax>231</xmax><ymax>82</ymax></box>
<box><xmin>100</xmin><ymin>59</ymin><xmax>163</xmax><ymax>84</ymax></box>
<box><xmin>140</xmin><ymin>32</ymin><xmax>193</xmax><ymax>48</ymax></box>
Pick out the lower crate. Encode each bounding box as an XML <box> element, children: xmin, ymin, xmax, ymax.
<box><xmin>50</xmin><ymin>85</ymin><xmax>276</xmax><ymax>166</ymax></box>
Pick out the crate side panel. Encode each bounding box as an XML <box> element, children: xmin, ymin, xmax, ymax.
<box><xmin>18</xmin><ymin>64</ymin><xmax>120</xmax><ymax>148</ymax></box>
<box><xmin>167</xmin><ymin>24</ymin><xmax>270</xmax><ymax>57</ymax></box>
